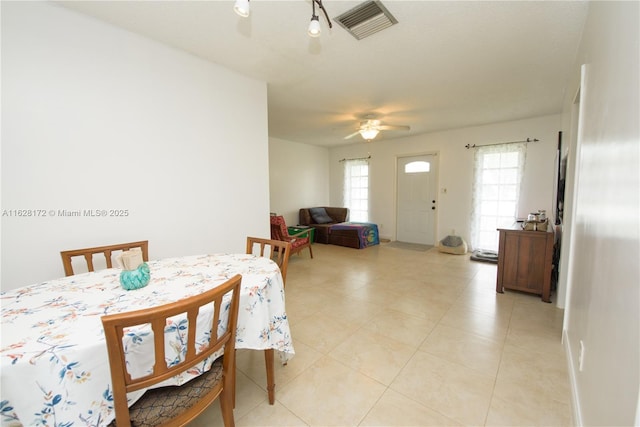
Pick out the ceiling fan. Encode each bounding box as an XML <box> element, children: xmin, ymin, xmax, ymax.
<box><xmin>344</xmin><ymin>118</ymin><xmax>410</xmax><ymax>141</ymax></box>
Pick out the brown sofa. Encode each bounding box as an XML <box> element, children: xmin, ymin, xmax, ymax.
<box><xmin>299</xmin><ymin>207</ymin><xmax>349</xmax><ymax>244</ymax></box>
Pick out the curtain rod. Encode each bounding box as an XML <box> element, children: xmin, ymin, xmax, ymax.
<box><xmin>465</xmin><ymin>138</ymin><xmax>539</xmax><ymax>149</ymax></box>
<box><xmin>338</xmin><ymin>155</ymin><xmax>371</xmax><ymax>162</ymax></box>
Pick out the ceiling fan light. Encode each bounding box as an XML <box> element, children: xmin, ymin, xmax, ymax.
<box><xmin>360</xmin><ymin>128</ymin><xmax>379</xmax><ymax>141</ymax></box>
<box><xmin>308</xmin><ymin>16</ymin><xmax>321</xmax><ymax>37</ymax></box>
<box><xmin>233</xmin><ymin>0</ymin><xmax>250</xmax><ymax>17</ymax></box>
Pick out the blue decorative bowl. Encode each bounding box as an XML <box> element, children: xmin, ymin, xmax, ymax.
<box><xmin>119</xmin><ymin>262</ymin><xmax>150</xmax><ymax>290</ymax></box>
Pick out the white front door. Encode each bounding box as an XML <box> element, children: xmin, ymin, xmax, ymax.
<box><xmin>396</xmin><ymin>154</ymin><xmax>438</xmax><ymax>245</ymax></box>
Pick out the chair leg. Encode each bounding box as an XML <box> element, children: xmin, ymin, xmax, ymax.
<box><xmin>264</xmin><ymin>348</ymin><xmax>275</xmax><ymax>405</ymax></box>
<box><xmin>308</xmin><ymin>244</ymin><xmax>313</xmax><ymax>259</ymax></box>
<box><xmin>221</xmin><ymin>352</ymin><xmax>236</xmax><ymax>427</ymax></box>
<box><xmin>231</xmin><ymin>351</ymin><xmax>237</xmax><ymax>408</ymax></box>
<box><xmin>219</xmin><ymin>386</ymin><xmax>236</xmax><ymax>427</ymax></box>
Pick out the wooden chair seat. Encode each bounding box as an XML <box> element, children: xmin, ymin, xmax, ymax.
<box><xmin>107</xmin><ymin>360</ymin><xmax>224</xmax><ymax>427</ymax></box>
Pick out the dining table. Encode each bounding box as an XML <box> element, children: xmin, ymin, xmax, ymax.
<box><xmin>0</xmin><ymin>253</ymin><xmax>295</xmax><ymax>427</ymax></box>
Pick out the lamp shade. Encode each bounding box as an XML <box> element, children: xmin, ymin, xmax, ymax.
<box><xmin>308</xmin><ymin>16</ymin><xmax>321</xmax><ymax>37</ymax></box>
<box><xmin>234</xmin><ymin>0</ymin><xmax>250</xmax><ymax>17</ymax></box>
<box><xmin>360</xmin><ymin>128</ymin><xmax>379</xmax><ymax>141</ymax></box>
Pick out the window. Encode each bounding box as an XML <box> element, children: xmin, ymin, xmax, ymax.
<box><xmin>470</xmin><ymin>143</ymin><xmax>526</xmax><ymax>251</ymax></box>
<box><xmin>343</xmin><ymin>159</ymin><xmax>369</xmax><ymax>222</ymax></box>
<box><xmin>405</xmin><ymin>161</ymin><xmax>430</xmax><ymax>173</ymax></box>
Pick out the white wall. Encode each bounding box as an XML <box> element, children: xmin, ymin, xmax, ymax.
<box><xmin>559</xmin><ymin>1</ymin><xmax>640</xmax><ymax>425</ymax></box>
<box><xmin>328</xmin><ymin>115</ymin><xmax>560</xmax><ymax>244</ymax></box>
<box><xmin>1</xmin><ymin>2</ymin><xmax>271</xmax><ymax>290</ymax></box>
<box><xmin>269</xmin><ymin>137</ymin><xmax>330</xmax><ymax>227</ymax></box>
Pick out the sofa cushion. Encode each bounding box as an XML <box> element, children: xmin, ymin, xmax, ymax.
<box><xmin>299</xmin><ymin>207</ymin><xmax>349</xmax><ymax>226</ymax></box>
<box><xmin>309</xmin><ymin>207</ymin><xmax>334</xmax><ymax>224</ymax></box>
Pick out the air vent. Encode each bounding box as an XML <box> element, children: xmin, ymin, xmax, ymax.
<box><xmin>334</xmin><ymin>0</ymin><xmax>398</xmax><ymax>40</ymax></box>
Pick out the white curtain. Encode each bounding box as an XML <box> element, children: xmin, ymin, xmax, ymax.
<box><xmin>470</xmin><ymin>143</ymin><xmax>527</xmax><ymax>252</ymax></box>
<box><xmin>343</xmin><ymin>159</ymin><xmax>369</xmax><ymax>222</ymax></box>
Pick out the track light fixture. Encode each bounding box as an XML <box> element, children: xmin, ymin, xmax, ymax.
<box><xmin>234</xmin><ymin>0</ymin><xmax>332</xmax><ymax>37</ymax></box>
<box><xmin>308</xmin><ymin>0</ymin><xmax>332</xmax><ymax>37</ymax></box>
<box><xmin>308</xmin><ymin>15</ymin><xmax>321</xmax><ymax>37</ymax></box>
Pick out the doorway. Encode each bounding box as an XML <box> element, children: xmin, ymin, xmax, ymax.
<box><xmin>396</xmin><ymin>154</ymin><xmax>438</xmax><ymax>245</ymax></box>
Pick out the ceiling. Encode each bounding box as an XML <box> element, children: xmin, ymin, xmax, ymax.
<box><xmin>56</xmin><ymin>0</ymin><xmax>589</xmax><ymax>147</ymax></box>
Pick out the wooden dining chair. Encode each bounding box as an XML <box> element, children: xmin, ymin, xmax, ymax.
<box><xmin>245</xmin><ymin>236</ymin><xmax>292</xmax><ymax>406</ymax></box>
<box><xmin>101</xmin><ymin>274</ymin><xmax>242</xmax><ymax>427</ymax></box>
<box><xmin>246</xmin><ymin>236</ymin><xmax>292</xmax><ymax>284</ymax></box>
<box><xmin>60</xmin><ymin>240</ymin><xmax>149</xmax><ymax>276</ymax></box>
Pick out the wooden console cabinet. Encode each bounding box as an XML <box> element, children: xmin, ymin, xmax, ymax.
<box><xmin>496</xmin><ymin>224</ymin><xmax>555</xmax><ymax>302</ymax></box>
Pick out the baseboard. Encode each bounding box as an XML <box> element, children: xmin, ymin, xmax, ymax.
<box><xmin>563</xmin><ymin>329</ymin><xmax>583</xmax><ymax>426</ymax></box>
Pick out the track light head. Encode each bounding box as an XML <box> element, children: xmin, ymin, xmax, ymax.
<box><xmin>308</xmin><ymin>15</ymin><xmax>321</xmax><ymax>37</ymax></box>
<box><xmin>233</xmin><ymin>0</ymin><xmax>250</xmax><ymax>18</ymax></box>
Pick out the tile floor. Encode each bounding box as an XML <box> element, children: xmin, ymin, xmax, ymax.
<box><xmin>192</xmin><ymin>242</ymin><xmax>571</xmax><ymax>426</ymax></box>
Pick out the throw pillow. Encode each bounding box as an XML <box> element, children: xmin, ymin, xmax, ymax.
<box><xmin>309</xmin><ymin>207</ymin><xmax>334</xmax><ymax>224</ymax></box>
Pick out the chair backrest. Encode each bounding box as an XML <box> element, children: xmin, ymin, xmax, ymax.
<box><xmin>101</xmin><ymin>274</ymin><xmax>242</xmax><ymax>427</ymax></box>
<box><xmin>61</xmin><ymin>240</ymin><xmax>149</xmax><ymax>276</ymax></box>
<box><xmin>246</xmin><ymin>237</ymin><xmax>291</xmax><ymax>285</ymax></box>
<box><xmin>269</xmin><ymin>215</ymin><xmax>290</xmax><ymax>241</ymax></box>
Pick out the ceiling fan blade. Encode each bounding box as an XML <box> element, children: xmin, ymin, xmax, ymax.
<box><xmin>344</xmin><ymin>131</ymin><xmax>361</xmax><ymax>139</ymax></box>
<box><xmin>378</xmin><ymin>124</ymin><xmax>410</xmax><ymax>131</ymax></box>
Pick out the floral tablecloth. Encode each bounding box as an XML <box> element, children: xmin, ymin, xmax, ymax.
<box><xmin>0</xmin><ymin>254</ymin><xmax>294</xmax><ymax>427</ymax></box>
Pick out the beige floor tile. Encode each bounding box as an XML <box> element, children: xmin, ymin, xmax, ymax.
<box><xmin>439</xmin><ymin>304</ymin><xmax>510</xmax><ymax>342</ymax></box>
<box><xmin>453</xmin><ymin>284</ymin><xmax>516</xmax><ymax>319</ymax></box>
<box><xmin>388</xmin><ymin>293</ymin><xmax>451</xmax><ymax>322</ymax></box>
<box><xmin>190</xmin><ymin>370</ymin><xmax>269</xmax><ymax>427</ymax></box>
<box><xmin>494</xmin><ymin>343</ymin><xmax>570</xmax><ymax>404</ymax></box>
<box><xmin>236</xmin><ymin>400</ymin><xmax>309</xmax><ymax>426</ymax></box>
<box><xmin>510</xmin><ymin>298</ymin><xmax>565</xmax><ymax>334</ymax></box>
<box><xmin>236</xmin><ymin>341</ymin><xmax>323</xmax><ymax>392</ymax></box>
<box><xmin>405</xmin><ymin>279</ymin><xmax>468</xmax><ymax>303</ymax></box>
<box><xmin>192</xmin><ymin>243</ymin><xmax>571</xmax><ymax>426</ymax></box>
<box><xmin>290</xmin><ymin>313</ymin><xmax>361</xmax><ymax>353</ymax></box>
<box><xmin>319</xmin><ymin>277</ymin><xmax>371</xmax><ymax>296</ymax></box>
<box><xmin>314</xmin><ymin>295</ymin><xmax>381</xmax><ymax>325</ymax></box>
<box><xmin>362</xmin><ymin>308</ymin><xmax>437</xmax><ymax>347</ymax></box>
<box><xmin>420</xmin><ymin>324</ymin><xmax>504</xmax><ymax>376</ymax></box>
<box><xmin>390</xmin><ymin>351</ymin><xmax>495</xmax><ymax>425</ymax></box>
<box><xmin>329</xmin><ymin>328</ymin><xmax>417</xmax><ymax>385</ymax></box>
<box><xmin>347</xmin><ymin>284</ymin><xmax>407</xmax><ymax>307</ymax></box>
<box><xmin>470</xmin><ymin>266</ymin><xmax>500</xmax><ymax>283</ymax></box>
<box><xmin>486</xmin><ymin>377</ymin><xmax>571</xmax><ymax>426</ymax></box>
<box><xmin>359</xmin><ymin>388</ymin><xmax>462</xmax><ymax>426</ymax></box>
<box><xmin>284</xmin><ymin>288</ymin><xmax>338</xmax><ymax>324</ymax></box>
<box><xmin>486</xmin><ymin>393</ymin><xmax>571</xmax><ymax>426</ymax></box>
<box><xmin>420</xmin><ymin>271</ymin><xmax>473</xmax><ymax>289</ymax></box>
<box><xmin>286</xmin><ymin>267</ymin><xmax>337</xmax><ymax>289</ymax></box>
<box><xmin>491</xmin><ymin>382</ymin><xmax>570</xmax><ymax>424</ymax></box>
<box><xmin>277</xmin><ymin>355</ymin><xmax>387</xmax><ymax>426</ymax></box>
<box><xmin>505</xmin><ymin>323</ymin><xmax>565</xmax><ymax>358</ymax></box>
